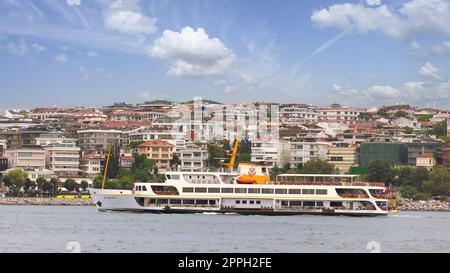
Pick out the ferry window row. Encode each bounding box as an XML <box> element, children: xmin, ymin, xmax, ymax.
<box><xmin>182</xmin><ymin>187</ymin><xmax>327</xmax><ymax>195</ymax></box>
<box><xmin>146</xmin><ymin>198</ymin><xmax>217</xmax><ymax>206</ymax></box>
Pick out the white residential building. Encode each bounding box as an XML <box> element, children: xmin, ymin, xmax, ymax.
<box><xmin>317</xmin><ymin>105</ymin><xmax>365</xmax><ymax>124</ymax></box>
<box><xmin>0</xmin><ymin>139</ymin><xmax>6</xmax><ymax>156</ymax></box>
<box><xmin>1</xmin><ymin>167</ymin><xmax>56</xmax><ymax>182</ymax></box>
<box><xmin>280</xmin><ymin>104</ymin><xmax>318</xmax><ymax>125</ymax></box>
<box><xmin>289</xmin><ymin>141</ymin><xmax>330</xmax><ymax>169</ymax></box>
<box><xmin>79</xmin><ymin>153</ymin><xmax>105</xmax><ymax>178</ymax></box>
<box><xmin>251</xmin><ymin>140</ymin><xmax>290</xmax><ymax>168</ymax></box>
<box><xmin>5</xmin><ymin>145</ymin><xmax>46</xmax><ymax>169</ymax></box>
<box><xmin>44</xmin><ymin>140</ymin><xmax>81</xmax><ymax>177</ymax></box>
<box><xmin>178</xmin><ymin>143</ymin><xmax>209</xmax><ymax>172</ymax></box>
<box><xmin>77</xmin><ymin>129</ymin><xmax>122</xmax><ymax>153</ymax></box>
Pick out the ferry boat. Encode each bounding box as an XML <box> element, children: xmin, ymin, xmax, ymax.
<box><xmin>90</xmin><ymin>140</ymin><xmax>389</xmax><ymax>216</ymax></box>
<box><xmin>89</xmin><ymin>164</ymin><xmax>390</xmax><ymax>216</ymax></box>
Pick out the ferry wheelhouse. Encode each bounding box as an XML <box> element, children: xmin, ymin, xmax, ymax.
<box><xmin>89</xmin><ymin>164</ymin><xmax>390</xmax><ymax>216</ymax></box>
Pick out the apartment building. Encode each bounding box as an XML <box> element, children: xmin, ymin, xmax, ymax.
<box><xmin>251</xmin><ymin>140</ymin><xmax>290</xmax><ymax>168</ymax></box>
<box><xmin>0</xmin><ymin>125</ymin><xmax>51</xmax><ymax>146</ymax></box>
<box><xmin>79</xmin><ymin>153</ymin><xmax>105</xmax><ymax>178</ymax></box>
<box><xmin>5</xmin><ymin>145</ymin><xmax>46</xmax><ymax>169</ymax></box>
<box><xmin>178</xmin><ymin>142</ymin><xmax>209</xmax><ymax>171</ymax></box>
<box><xmin>130</xmin><ymin>126</ymin><xmax>186</xmax><ymax>150</ymax></box>
<box><xmin>416</xmin><ymin>153</ymin><xmax>436</xmax><ymax>170</ymax></box>
<box><xmin>317</xmin><ymin>104</ymin><xmax>364</xmax><ymax>125</ymax></box>
<box><xmin>0</xmin><ymin>139</ymin><xmax>6</xmax><ymax>156</ymax></box>
<box><xmin>327</xmin><ymin>144</ymin><xmax>357</xmax><ymax>173</ymax></box>
<box><xmin>359</xmin><ymin>142</ymin><xmax>408</xmax><ymax>167</ymax></box>
<box><xmin>137</xmin><ymin>139</ymin><xmax>175</xmax><ymax>172</ymax></box>
<box><xmin>280</xmin><ymin>104</ymin><xmax>318</xmax><ymax>125</ymax></box>
<box><xmin>44</xmin><ymin>139</ymin><xmax>81</xmax><ymax>177</ymax></box>
<box><xmin>77</xmin><ymin>129</ymin><xmax>122</xmax><ymax>153</ymax></box>
<box><xmin>289</xmin><ymin>140</ymin><xmax>330</xmax><ymax>169</ymax></box>
<box><xmin>406</xmin><ymin>140</ymin><xmax>442</xmax><ymax>166</ymax></box>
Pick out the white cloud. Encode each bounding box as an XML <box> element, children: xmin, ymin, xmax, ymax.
<box><xmin>432</xmin><ymin>41</ymin><xmax>450</xmax><ymax>54</ymax></box>
<box><xmin>224</xmin><ymin>85</ymin><xmax>238</xmax><ymax>94</ymax></box>
<box><xmin>149</xmin><ymin>27</ymin><xmax>236</xmax><ymax>77</ymax></box>
<box><xmin>79</xmin><ymin>66</ymin><xmax>89</xmax><ymax>80</ymax></box>
<box><xmin>333</xmin><ymin>83</ymin><xmax>360</xmax><ymax>97</ymax></box>
<box><xmin>419</xmin><ymin>62</ymin><xmax>440</xmax><ymax>79</ymax></box>
<box><xmin>335</xmin><ymin>63</ymin><xmax>450</xmax><ymax>104</ymax></box>
<box><xmin>87</xmin><ymin>51</ymin><xmax>98</xmax><ymax>58</ymax></box>
<box><xmin>66</xmin><ymin>0</ymin><xmax>81</xmax><ymax>6</ymax></box>
<box><xmin>3</xmin><ymin>40</ymin><xmax>28</xmax><ymax>56</ymax></box>
<box><xmin>105</xmin><ymin>10</ymin><xmax>157</xmax><ymax>34</ymax></box>
<box><xmin>311</xmin><ymin>0</ymin><xmax>450</xmax><ymax>40</ymax></box>
<box><xmin>31</xmin><ymin>43</ymin><xmax>46</xmax><ymax>53</ymax></box>
<box><xmin>102</xmin><ymin>0</ymin><xmax>157</xmax><ymax>34</ymax></box>
<box><xmin>55</xmin><ymin>54</ymin><xmax>68</xmax><ymax>64</ymax></box>
<box><xmin>366</xmin><ymin>0</ymin><xmax>381</xmax><ymax>6</ymax></box>
<box><xmin>365</xmin><ymin>85</ymin><xmax>401</xmax><ymax>99</ymax></box>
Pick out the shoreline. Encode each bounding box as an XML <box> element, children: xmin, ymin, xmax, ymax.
<box><xmin>396</xmin><ymin>199</ymin><xmax>450</xmax><ymax>212</ymax></box>
<box><xmin>0</xmin><ymin>197</ymin><xmax>95</xmax><ymax>206</ymax></box>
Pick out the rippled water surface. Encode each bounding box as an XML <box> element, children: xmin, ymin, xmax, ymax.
<box><xmin>0</xmin><ymin>206</ymin><xmax>449</xmax><ymax>252</ymax></box>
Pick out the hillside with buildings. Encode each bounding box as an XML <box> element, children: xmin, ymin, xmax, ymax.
<box><xmin>1</xmin><ymin>100</ymin><xmax>449</xmax><ymax>200</ymax></box>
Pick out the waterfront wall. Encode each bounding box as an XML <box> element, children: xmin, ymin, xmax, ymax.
<box><xmin>0</xmin><ymin>197</ymin><xmax>94</xmax><ymax>206</ymax></box>
<box><xmin>397</xmin><ymin>199</ymin><xmax>450</xmax><ymax>212</ymax></box>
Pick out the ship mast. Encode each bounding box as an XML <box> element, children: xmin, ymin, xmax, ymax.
<box><xmin>222</xmin><ymin>138</ymin><xmax>239</xmax><ymax>171</ymax></box>
<box><xmin>102</xmin><ymin>145</ymin><xmax>112</xmax><ymax>189</ymax></box>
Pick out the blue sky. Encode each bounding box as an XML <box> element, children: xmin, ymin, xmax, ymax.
<box><xmin>1</xmin><ymin>0</ymin><xmax>450</xmax><ymax>110</ymax></box>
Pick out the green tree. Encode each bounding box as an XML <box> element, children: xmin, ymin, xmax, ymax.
<box><xmin>366</xmin><ymin>160</ymin><xmax>394</xmax><ymax>185</ymax></box>
<box><xmin>417</xmin><ymin>115</ymin><xmax>432</xmax><ymax>122</ymax></box>
<box><xmin>80</xmin><ymin>180</ymin><xmax>89</xmax><ymax>191</ymax></box>
<box><xmin>92</xmin><ymin>176</ymin><xmax>104</xmax><ymax>189</ymax></box>
<box><xmin>411</xmin><ymin>167</ymin><xmax>429</xmax><ymax>189</ymax></box>
<box><xmin>269</xmin><ymin>165</ymin><xmax>283</xmax><ymax>181</ymax></box>
<box><xmin>400</xmin><ymin>185</ymin><xmax>419</xmax><ymax>199</ymax></box>
<box><xmin>394</xmin><ymin>110</ymin><xmax>409</xmax><ymax>118</ymax></box>
<box><xmin>35</xmin><ymin>177</ymin><xmax>47</xmax><ymax>196</ymax></box>
<box><xmin>129</xmin><ymin>140</ymin><xmax>145</xmax><ymax>149</ymax></box>
<box><xmin>8</xmin><ymin>168</ymin><xmax>28</xmax><ymax>195</ymax></box>
<box><xmin>49</xmin><ymin>178</ymin><xmax>59</xmax><ymax>196</ymax></box>
<box><xmin>421</xmin><ymin>167</ymin><xmax>450</xmax><ymax>196</ymax></box>
<box><xmin>429</xmin><ymin>120</ymin><xmax>447</xmax><ymax>137</ymax></box>
<box><xmin>63</xmin><ymin>179</ymin><xmax>78</xmax><ymax>192</ymax></box>
<box><xmin>395</xmin><ymin>166</ymin><xmax>412</xmax><ymax>186</ymax></box>
<box><xmin>1</xmin><ymin>175</ymin><xmax>12</xmax><ymax>189</ymax></box>
<box><xmin>300</xmin><ymin>158</ymin><xmax>336</xmax><ymax>174</ymax></box>
<box><xmin>403</xmin><ymin>126</ymin><xmax>414</xmax><ymax>134</ymax></box>
<box><xmin>358</xmin><ymin>113</ymin><xmax>373</xmax><ymax>121</ymax></box>
<box><xmin>377</xmin><ymin>107</ymin><xmax>389</xmax><ymax>118</ymax></box>
<box><xmin>207</xmin><ymin>144</ymin><xmax>224</xmax><ymax>169</ymax></box>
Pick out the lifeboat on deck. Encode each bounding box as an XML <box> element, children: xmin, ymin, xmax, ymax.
<box><xmin>236</xmin><ymin>177</ymin><xmax>257</xmax><ymax>184</ymax></box>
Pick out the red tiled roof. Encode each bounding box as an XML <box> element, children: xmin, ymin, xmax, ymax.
<box><xmin>138</xmin><ymin>139</ymin><xmax>174</xmax><ymax>147</ymax></box>
<box><xmin>416</xmin><ymin>153</ymin><xmax>434</xmax><ymax>158</ymax></box>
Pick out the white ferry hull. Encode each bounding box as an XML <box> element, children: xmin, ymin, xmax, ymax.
<box><xmin>89</xmin><ymin>189</ymin><xmax>388</xmax><ymax>217</ymax></box>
